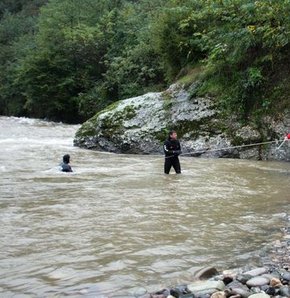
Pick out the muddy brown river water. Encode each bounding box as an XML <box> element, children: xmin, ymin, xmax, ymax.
<box><xmin>0</xmin><ymin>116</ymin><xmax>289</xmax><ymax>297</ymax></box>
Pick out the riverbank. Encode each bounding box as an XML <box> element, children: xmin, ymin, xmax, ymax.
<box><xmin>144</xmin><ymin>216</ymin><xmax>290</xmax><ymax>298</ymax></box>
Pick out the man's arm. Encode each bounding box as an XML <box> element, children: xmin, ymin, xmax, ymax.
<box><xmin>164</xmin><ymin>140</ymin><xmax>173</xmax><ymax>155</ymax></box>
<box><xmin>173</xmin><ymin>141</ymin><xmax>182</xmax><ymax>156</ymax></box>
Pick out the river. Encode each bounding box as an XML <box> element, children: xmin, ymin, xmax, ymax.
<box><xmin>0</xmin><ymin>116</ymin><xmax>289</xmax><ymax>297</ymax></box>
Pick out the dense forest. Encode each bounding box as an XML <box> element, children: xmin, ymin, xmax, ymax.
<box><xmin>0</xmin><ymin>0</ymin><xmax>289</xmax><ymax>123</ymax></box>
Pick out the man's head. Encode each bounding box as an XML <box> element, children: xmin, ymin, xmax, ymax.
<box><xmin>63</xmin><ymin>154</ymin><xmax>70</xmax><ymax>164</ymax></box>
<box><xmin>168</xmin><ymin>130</ymin><xmax>177</xmax><ymax>140</ymax></box>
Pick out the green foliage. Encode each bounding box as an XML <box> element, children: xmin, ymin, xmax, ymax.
<box><xmin>150</xmin><ymin>0</ymin><xmax>290</xmax><ymax>120</ymax></box>
<box><xmin>0</xmin><ymin>1</ymin><xmax>41</xmax><ymax>116</ymax></box>
<box><xmin>197</xmin><ymin>0</ymin><xmax>290</xmax><ymax>119</ymax></box>
<box><xmin>150</xmin><ymin>1</ymin><xmax>207</xmax><ymax>80</ymax></box>
<box><xmin>0</xmin><ymin>0</ymin><xmax>290</xmax><ymax>123</ymax></box>
<box><xmin>0</xmin><ymin>0</ymin><xmax>168</xmax><ymax>122</ymax></box>
<box><xmin>78</xmin><ymin>84</ymin><xmax>111</xmax><ymax>119</ymax></box>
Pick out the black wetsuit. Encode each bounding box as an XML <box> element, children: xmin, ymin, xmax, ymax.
<box><xmin>163</xmin><ymin>138</ymin><xmax>181</xmax><ymax>174</ymax></box>
<box><xmin>60</xmin><ymin>162</ymin><xmax>73</xmax><ymax>172</ymax></box>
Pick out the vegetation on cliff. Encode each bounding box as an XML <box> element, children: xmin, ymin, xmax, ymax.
<box><xmin>0</xmin><ymin>0</ymin><xmax>289</xmax><ymax>123</ymax></box>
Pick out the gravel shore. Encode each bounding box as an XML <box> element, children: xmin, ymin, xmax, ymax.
<box><xmin>144</xmin><ymin>216</ymin><xmax>290</xmax><ymax>298</ymax></box>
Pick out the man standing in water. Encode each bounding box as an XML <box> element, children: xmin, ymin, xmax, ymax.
<box><xmin>163</xmin><ymin>130</ymin><xmax>182</xmax><ymax>174</ymax></box>
<box><xmin>60</xmin><ymin>154</ymin><xmax>73</xmax><ymax>172</ymax></box>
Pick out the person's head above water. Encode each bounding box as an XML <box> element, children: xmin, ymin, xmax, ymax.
<box><xmin>63</xmin><ymin>154</ymin><xmax>70</xmax><ymax>164</ymax></box>
<box><xmin>168</xmin><ymin>130</ymin><xmax>177</xmax><ymax>140</ymax></box>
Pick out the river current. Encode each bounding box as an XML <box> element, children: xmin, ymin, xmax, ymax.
<box><xmin>0</xmin><ymin>116</ymin><xmax>289</xmax><ymax>297</ymax></box>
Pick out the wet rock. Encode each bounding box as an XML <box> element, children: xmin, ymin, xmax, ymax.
<box><xmin>270</xmin><ymin>277</ymin><xmax>283</xmax><ymax>288</ymax></box>
<box><xmin>226</xmin><ymin>280</ymin><xmax>251</xmax><ymax>297</ymax></box>
<box><xmin>170</xmin><ymin>285</ymin><xmax>193</xmax><ymax>298</ymax></box>
<box><xmin>261</xmin><ymin>274</ymin><xmax>275</xmax><ymax>281</ymax></box>
<box><xmin>139</xmin><ymin>294</ymin><xmax>151</xmax><ymax>298</ymax></box>
<box><xmin>194</xmin><ymin>267</ymin><xmax>219</xmax><ymax>280</ymax></box>
<box><xmin>222</xmin><ymin>276</ymin><xmax>233</xmax><ymax>285</ymax></box>
<box><xmin>151</xmin><ymin>294</ymin><xmax>167</xmax><ymax>298</ymax></box>
<box><xmin>134</xmin><ymin>288</ymin><xmax>148</xmax><ymax>297</ymax></box>
<box><xmin>250</xmin><ymin>287</ymin><xmax>262</xmax><ymax>294</ymax></box>
<box><xmin>264</xmin><ymin>286</ymin><xmax>276</xmax><ymax>296</ymax></box>
<box><xmin>248</xmin><ymin>294</ymin><xmax>270</xmax><ymax>298</ymax></box>
<box><xmin>279</xmin><ymin>285</ymin><xmax>290</xmax><ymax>296</ymax></box>
<box><xmin>281</xmin><ymin>271</ymin><xmax>290</xmax><ymax>282</ymax></box>
<box><xmin>222</xmin><ymin>268</ymin><xmax>241</xmax><ymax>279</ymax></box>
<box><xmin>210</xmin><ymin>291</ymin><xmax>226</xmax><ymax>298</ymax></box>
<box><xmin>268</xmin><ymin>269</ymin><xmax>281</xmax><ymax>279</ymax></box>
<box><xmin>151</xmin><ymin>288</ymin><xmax>170</xmax><ymax>298</ymax></box>
<box><xmin>170</xmin><ymin>293</ymin><xmax>194</xmax><ymax>298</ymax></box>
<box><xmin>229</xmin><ymin>289</ymin><xmax>251</xmax><ymax>298</ymax></box>
<box><xmin>246</xmin><ymin>276</ymin><xmax>269</xmax><ymax>287</ymax></box>
<box><xmin>237</xmin><ymin>274</ymin><xmax>253</xmax><ymax>284</ymax></box>
<box><xmin>188</xmin><ymin>280</ymin><xmax>225</xmax><ymax>296</ymax></box>
<box><xmin>244</xmin><ymin>268</ymin><xmax>268</xmax><ymax>277</ymax></box>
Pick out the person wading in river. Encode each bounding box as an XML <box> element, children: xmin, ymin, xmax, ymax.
<box><xmin>163</xmin><ymin>130</ymin><xmax>182</xmax><ymax>174</ymax></box>
<box><xmin>60</xmin><ymin>154</ymin><xmax>73</xmax><ymax>172</ymax></box>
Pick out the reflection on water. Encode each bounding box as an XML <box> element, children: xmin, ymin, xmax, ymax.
<box><xmin>0</xmin><ymin>116</ymin><xmax>289</xmax><ymax>297</ymax></box>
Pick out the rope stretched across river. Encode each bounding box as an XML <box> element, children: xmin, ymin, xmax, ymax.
<box><xmin>166</xmin><ymin>139</ymin><xmax>286</xmax><ymax>158</ymax></box>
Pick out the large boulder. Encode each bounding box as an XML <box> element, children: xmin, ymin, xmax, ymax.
<box><xmin>74</xmin><ymin>84</ymin><xmax>227</xmax><ymax>156</ymax></box>
<box><xmin>74</xmin><ymin>84</ymin><xmax>290</xmax><ymax>160</ymax></box>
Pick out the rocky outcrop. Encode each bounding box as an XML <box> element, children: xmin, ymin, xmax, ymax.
<box><xmin>74</xmin><ymin>84</ymin><xmax>290</xmax><ymax>161</ymax></box>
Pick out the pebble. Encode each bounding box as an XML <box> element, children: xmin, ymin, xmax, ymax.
<box><xmin>248</xmin><ymin>294</ymin><xmax>270</xmax><ymax>298</ymax></box>
<box><xmin>187</xmin><ymin>280</ymin><xmax>225</xmax><ymax>295</ymax></box>
<box><xmin>264</xmin><ymin>286</ymin><xmax>276</xmax><ymax>295</ymax></box>
<box><xmin>281</xmin><ymin>271</ymin><xmax>290</xmax><ymax>281</ymax></box>
<box><xmin>279</xmin><ymin>285</ymin><xmax>290</xmax><ymax>296</ymax></box>
<box><xmin>246</xmin><ymin>276</ymin><xmax>269</xmax><ymax>287</ymax></box>
<box><xmin>226</xmin><ymin>280</ymin><xmax>250</xmax><ymax>297</ymax></box>
<box><xmin>194</xmin><ymin>267</ymin><xmax>219</xmax><ymax>280</ymax></box>
<box><xmin>270</xmin><ymin>277</ymin><xmax>283</xmax><ymax>287</ymax></box>
<box><xmin>210</xmin><ymin>291</ymin><xmax>227</xmax><ymax>298</ymax></box>
<box><xmin>244</xmin><ymin>268</ymin><xmax>268</xmax><ymax>277</ymax></box>
<box><xmin>237</xmin><ymin>274</ymin><xmax>253</xmax><ymax>284</ymax></box>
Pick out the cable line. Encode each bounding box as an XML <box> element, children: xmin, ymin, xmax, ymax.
<box><xmin>165</xmin><ymin>138</ymin><xmax>287</xmax><ymax>159</ymax></box>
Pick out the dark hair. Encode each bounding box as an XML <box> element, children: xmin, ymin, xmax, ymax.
<box><xmin>168</xmin><ymin>130</ymin><xmax>176</xmax><ymax>140</ymax></box>
<box><xmin>63</xmin><ymin>154</ymin><xmax>70</xmax><ymax>164</ymax></box>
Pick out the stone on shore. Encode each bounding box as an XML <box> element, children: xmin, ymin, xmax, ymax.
<box><xmin>225</xmin><ymin>280</ymin><xmax>251</xmax><ymax>297</ymax></box>
<box><xmin>244</xmin><ymin>268</ymin><xmax>268</xmax><ymax>277</ymax></box>
<box><xmin>187</xmin><ymin>280</ymin><xmax>225</xmax><ymax>296</ymax></box>
<box><xmin>270</xmin><ymin>277</ymin><xmax>283</xmax><ymax>288</ymax></box>
<box><xmin>248</xmin><ymin>294</ymin><xmax>270</xmax><ymax>298</ymax></box>
<box><xmin>210</xmin><ymin>291</ymin><xmax>227</xmax><ymax>298</ymax></box>
<box><xmin>281</xmin><ymin>271</ymin><xmax>290</xmax><ymax>282</ymax></box>
<box><xmin>237</xmin><ymin>274</ymin><xmax>253</xmax><ymax>284</ymax></box>
<box><xmin>194</xmin><ymin>267</ymin><xmax>219</xmax><ymax>280</ymax></box>
<box><xmin>279</xmin><ymin>285</ymin><xmax>290</xmax><ymax>296</ymax></box>
<box><xmin>246</xmin><ymin>276</ymin><xmax>269</xmax><ymax>287</ymax></box>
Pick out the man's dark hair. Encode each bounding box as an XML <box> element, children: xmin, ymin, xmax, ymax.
<box><xmin>63</xmin><ymin>154</ymin><xmax>70</xmax><ymax>164</ymax></box>
<box><xmin>168</xmin><ymin>130</ymin><xmax>176</xmax><ymax>140</ymax></box>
